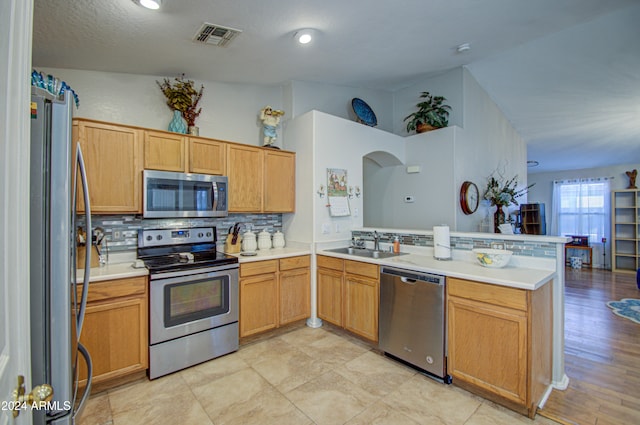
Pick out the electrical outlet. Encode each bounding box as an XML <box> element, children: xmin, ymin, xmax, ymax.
<box><xmin>113</xmin><ymin>230</ymin><xmax>122</xmax><ymax>240</ymax></box>
<box><xmin>321</xmin><ymin>223</ymin><xmax>330</xmax><ymax>234</ymax></box>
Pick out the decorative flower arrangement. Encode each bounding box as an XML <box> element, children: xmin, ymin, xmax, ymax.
<box><xmin>483</xmin><ymin>175</ymin><xmax>533</xmax><ymax>207</ymax></box>
<box><xmin>156</xmin><ymin>74</ymin><xmax>204</xmax><ymax>127</ymax></box>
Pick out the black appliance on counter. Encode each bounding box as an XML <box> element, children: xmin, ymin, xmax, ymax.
<box><xmin>137</xmin><ymin>227</ymin><xmax>239</xmax><ymax>379</ymax></box>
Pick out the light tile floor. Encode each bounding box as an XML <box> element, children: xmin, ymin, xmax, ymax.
<box><xmin>79</xmin><ymin>325</ymin><xmax>560</xmax><ymax>425</ymax></box>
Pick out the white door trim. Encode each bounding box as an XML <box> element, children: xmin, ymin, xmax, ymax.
<box><xmin>0</xmin><ymin>0</ymin><xmax>34</xmax><ymax>424</ymax></box>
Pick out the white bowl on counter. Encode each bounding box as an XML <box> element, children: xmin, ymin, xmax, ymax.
<box><xmin>473</xmin><ymin>249</ymin><xmax>513</xmax><ymax>268</ymax></box>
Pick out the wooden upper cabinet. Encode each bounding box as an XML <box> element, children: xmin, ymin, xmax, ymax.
<box><xmin>188</xmin><ymin>138</ymin><xmax>226</xmax><ymax>175</ymax></box>
<box><xmin>144</xmin><ymin>130</ymin><xmax>186</xmax><ymax>172</ymax></box>
<box><xmin>227</xmin><ymin>144</ymin><xmax>263</xmax><ymax>212</ymax></box>
<box><xmin>264</xmin><ymin>150</ymin><xmax>295</xmax><ymax>213</ymax></box>
<box><xmin>74</xmin><ymin>119</ymin><xmax>143</xmax><ymax>213</ymax></box>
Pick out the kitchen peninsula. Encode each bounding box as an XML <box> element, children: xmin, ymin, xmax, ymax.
<box><xmin>313</xmin><ymin>227</ymin><xmax>570</xmax><ymax>418</ymax></box>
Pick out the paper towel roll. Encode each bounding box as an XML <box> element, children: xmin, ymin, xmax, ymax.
<box><xmin>433</xmin><ymin>225</ymin><xmax>451</xmax><ymax>260</ymax></box>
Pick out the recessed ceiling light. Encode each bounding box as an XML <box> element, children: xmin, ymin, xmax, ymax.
<box><xmin>294</xmin><ymin>29</ymin><xmax>316</xmax><ymax>45</ymax></box>
<box><xmin>132</xmin><ymin>0</ymin><xmax>161</xmax><ymax>10</ymax></box>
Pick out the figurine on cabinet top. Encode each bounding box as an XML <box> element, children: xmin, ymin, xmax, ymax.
<box><xmin>260</xmin><ymin>106</ymin><xmax>284</xmax><ymax>148</ymax></box>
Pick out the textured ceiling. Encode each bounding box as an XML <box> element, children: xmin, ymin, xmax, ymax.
<box><xmin>32</xmin><ymin>0</ymin><xmax>640</xmax><ymax>173</ymax></box>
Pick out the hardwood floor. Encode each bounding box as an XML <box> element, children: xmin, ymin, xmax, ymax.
<box><xmin>539</xmin><ymin>267</ymin><xmax>640</xmax><ymax>425</ymax></box>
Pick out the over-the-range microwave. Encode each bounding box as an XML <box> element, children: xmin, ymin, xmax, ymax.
<box><xmin>143</xmin><ymin>170</ymin><xmax>228</xmax><ymax>218</ymax></box>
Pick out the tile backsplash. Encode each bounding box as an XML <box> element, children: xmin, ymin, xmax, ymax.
<box><xmin>77</xmin><ymin>213</ymin><xmax>283</xmax><ymax>255</ymax></box>
<box><xmin>351</xmin><ymin>230</ymin><xmax>557</xmax><ymax>259</ymax></box>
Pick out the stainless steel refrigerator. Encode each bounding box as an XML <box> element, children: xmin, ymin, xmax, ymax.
<box><xmin>30</xmin><ymin>86</ymin><xmax>93</xmax><ymax>424</ymax></box>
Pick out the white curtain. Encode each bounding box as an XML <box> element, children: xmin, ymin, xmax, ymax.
<box><xmin>551</xmin><ymin>177</ymin><xmax>612</xmax><ymax>267</ymax></box>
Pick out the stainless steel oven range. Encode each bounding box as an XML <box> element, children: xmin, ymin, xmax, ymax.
<box><xmin>138</xmin><ymin>227</ymin><xmax>239</xmax><ymax>379</ymax></box>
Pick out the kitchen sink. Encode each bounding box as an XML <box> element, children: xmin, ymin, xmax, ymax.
<box><xmin>324</xmin><ymin>247</ymin><xmax>408</xmax><ymax>259</ymax></box>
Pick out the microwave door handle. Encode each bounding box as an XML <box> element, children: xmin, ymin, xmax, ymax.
<box><xmin>212</xmin><ymin>182</ymin><xmax>219</xmax><ymax>211</ymax></box>
<box><xmin>76</xmin><ymin>143</ymin><xmax>92</xmax><ymax>339</ymax></box>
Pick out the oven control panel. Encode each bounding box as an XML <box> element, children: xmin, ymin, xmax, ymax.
<box><xmin>139</xmin><ymin>227</ymin><xmax>215</xmax><ymax>247</ymax></box>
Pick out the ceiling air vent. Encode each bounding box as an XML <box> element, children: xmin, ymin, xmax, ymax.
<box><xmin>193</xmin><ymin>23</ymin><xmax>242</xmax><ymax>47</ymax></box>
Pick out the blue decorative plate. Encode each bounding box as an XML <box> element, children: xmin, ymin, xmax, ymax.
<box><xmin>352</xmin><ymin>98</ymin><xmax>377</xmax><ymax>127</ymax></box>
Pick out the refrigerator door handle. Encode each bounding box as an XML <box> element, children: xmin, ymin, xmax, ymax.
<box><xmin>75</xmin><ymin>143</ymin><xmax>92</xmax><ymax>339</ymax></box>
<box><xmin>73</xmin><ymin>342</ymin><xmax>93</xmax><ymax>421</ymax></box>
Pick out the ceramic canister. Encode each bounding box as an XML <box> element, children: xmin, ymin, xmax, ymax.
<box><xmin>272</xmin><ymin>231</ymin><xmax>285</xmax><ymax>248</ymax></box>
<box><xmin>257</xmin><ymin>230</ymin><xmax>272</xmax><ymax>250</ymax></box>
<box><xmin>241</xmin><ymin>230</ymin><xmax>257</xmax><ymax>253</ymax></box>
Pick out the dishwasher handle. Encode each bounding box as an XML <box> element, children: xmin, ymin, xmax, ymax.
<box><xmin>381</xmin><ymin>267</ymin><xmax>445</xmax><ymax>285</ymax></box>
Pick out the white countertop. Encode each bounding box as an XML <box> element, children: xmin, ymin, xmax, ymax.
<box><xmin>317</xmin><ymin>249</ymin><xmax>554</xmax><ymax>291</ymax></box>
<box><xmin>76</xmin><ymin>261</ymin><xmax>148</xmax><ymax>283</ymax></box>
<box><xmin>231</xmin><ymin>244</ymin><xmax>312</xmax><ymax>263</ymax></box>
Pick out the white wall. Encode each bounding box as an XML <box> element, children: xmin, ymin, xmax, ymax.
<box><xmin>287</xmin><ymin>80</ymin><xmax>394</xmax><ymax>133</ymax></box>
<box><xmin>283</xmin><ymin>111</ymin><xmax>405</xmax><ymax>244</ymax></box>
<box><xmin>281</xmin><ymin>112</ymin><xmax>315</xmax><ymax>243</ymax></box>
<box><xmin>365</xmin><ymin>67</ymin><xmax>528</xmax><ymax>232</ymax></box>
<box><xmin>455</xmin><ymin>68</ymin><xmax>528</xmax><ymax>231</ymax></box>
<box><xmin>314</xmin><ymin>112</ymin><xmax>405</xmax><ymax>241</ymax></box>
<box><xmin>39</xmin><ymin>68</ymin><xmax>397</xmax><ymax>150</ymax></box>
<box><xmin>392</xmin><ymin>67</ymin><xmax>464</xmax><ymax>136</ymax></box>
<box><xmin>364</xmin><ymin>127</ymin><xmax>456</xmax><ymax>229</ymax></box>
<box><xmin>38</xmin><ymin>68</ymin><xmax>286</xmax><ymax>148</ymax></box>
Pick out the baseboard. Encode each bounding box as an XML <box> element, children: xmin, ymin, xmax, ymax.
<box><xmin>552</xmin><ymin>373</ymin><xmax>570</xmax><ymax>391</ymax></box>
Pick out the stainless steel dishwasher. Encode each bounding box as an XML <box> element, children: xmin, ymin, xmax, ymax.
<box><xmin>379</xmin><ymin>266</ymin><xmax>451</xmax><ymax>383</ymax></box>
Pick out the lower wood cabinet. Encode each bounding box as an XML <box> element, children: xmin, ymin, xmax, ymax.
<box><xmin>239</xmin><ymin>255</ymin><xmax>310</xmax><ymax>337</ymax></box>
<box><xmin>77</xmin><ymin>276</ymin><xmax>148</xmax><ymax>390</ymax></box>
<box><xmin>447</xmin><ymin>277</ymin><xmax>552</xmax><ymax>418</ymax></box>
<box><xmin>279</xmin><ymin>256</ymin><xmax>311</xmax><ymax>325</ymax></box>
<box><xmin>317</xmin><ymin>256</ymin><xmax>344</xmax><ymax>326</ymax></box>
<box><xmin>316</xmin><ymin>255</ymin><xmax>379</xmax><ymax>342</ymax></box>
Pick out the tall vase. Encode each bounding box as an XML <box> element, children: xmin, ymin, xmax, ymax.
<box><xmin>494</xmin><ymin>205</ymin><xmax>506</xmax><ymax>233</ymax></box>
<box><xmin>168</xmin><ymin>110</ymin><xmax>187</xmax><ymax>134</ymax></box>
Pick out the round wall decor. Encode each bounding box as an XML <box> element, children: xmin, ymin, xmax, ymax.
<box><xmin>460</xmin><ymin>181</ymin><xmax>479</xmax><ymax>215</ymax></box>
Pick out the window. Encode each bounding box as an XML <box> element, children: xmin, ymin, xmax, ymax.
<box><xmin>551</xmin><ymin>178</ymin><xmax>611</xmax><ymax>243</ymax></box>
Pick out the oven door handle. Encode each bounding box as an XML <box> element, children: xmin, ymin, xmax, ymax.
<box><xmin>151</xmin><ymin>268</ymin><xmax>238</xmax><ymax>286</ymax></box>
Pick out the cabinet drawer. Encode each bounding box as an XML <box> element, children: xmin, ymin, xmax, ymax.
<box><xmin>280</xmin><ymin>255</ymin><xmax>310</xmax><ymax>271</ymax></box>
<box><xmin>317</xmin><ymin>255</ymin><xmax>344</xmax><ymax>271</ymax></box>
<box><xmin>240</xmin><ymin>260</ymin><xmax>278</xmax><ymax>277</ymax></box>
<box><xmin>80</xmin><ymin>276</ymin><xmax>147</xmax><ymax>304</ymax></box>
<box><xmin>345</xmin><ymin>260</ymin><xmax>379</xmax><ymax>280</ymax></box>
<box><xmin>448</xmin><ymin>277</ymin><xmax>527</xmax><ymax>311</ymax></box>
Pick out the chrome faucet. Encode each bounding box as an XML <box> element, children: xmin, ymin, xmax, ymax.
<box><xmin>373</xmin><ymin>231</ymin><xmax>380</xmax><ymax>251</ymax></box>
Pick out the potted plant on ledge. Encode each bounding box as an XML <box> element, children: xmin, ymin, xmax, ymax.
<box><xmin>403</xmin><ymin>91</ymin><xmax>451</xmax><ymax>134</ymax></box>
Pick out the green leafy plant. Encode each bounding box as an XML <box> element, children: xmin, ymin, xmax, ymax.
<box><xmin>403</xmin><ymin>91</ymin><xmax>451</xmax><ymax>133</ymax></box>
<box><xmin>156</xmin><ymin>74</ymin><xmax>204</xmax><ymax>126</ymax></box>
